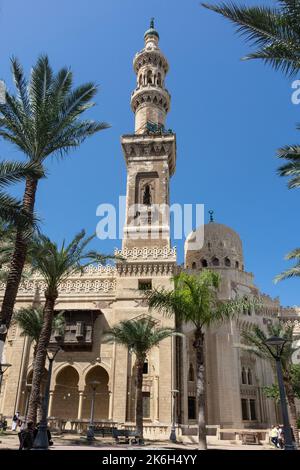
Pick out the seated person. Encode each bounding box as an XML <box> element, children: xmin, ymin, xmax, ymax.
<box><xmin>18</xmin><ymin>421</ymin><xmax>35</xmax><ymax>450</ymax></box>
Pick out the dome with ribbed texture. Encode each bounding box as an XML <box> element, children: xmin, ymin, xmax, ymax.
<box><xmin>185</xmin><ymin>222</ymin><xmax>244</xmax><ymax>271</ymax></box>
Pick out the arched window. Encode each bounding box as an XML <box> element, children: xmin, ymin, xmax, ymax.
<box><xmin>147</xmin><ymin>70</ymin><xmax>152</xmax><ymax>85</ymax></box>
<box><xmin>247</xmin><ymin>368</ymin><xmax>252</xmax><ymax>385</ymax></box>
<box><xmin>212</xmin><ymin>257</ymin><xmax>220</xmax><ymax>266</ymax></box>
<box><xmin>143</xmin><ymin>184</ymin><xmax>152</xmax><ymax>206</ymax></box>
<box><xmin>235</xmin><ymin>261</ymin><xmax>239</xmax><ymax>269</ymax></box>
<box><xmin>143</xmin><ymin>360</ymin><xmax>149</xmax><ymax>375</ymax></box>
<box><xmin>241</xmin><ymin>367</ymin><xmax>247</xmax><ymax>385</ymax></box>
<box><xmin>201</xmin><ymin>259</ymin><xmax>208</xmax><ymax>268</ymax></box>
<box><xmin>188</xmin><ymin>364</ymin><xmax>195</xmax><ymax>382</ymax></box>
<box><xmin>224</xmin><ymin>257</ymin><xmax>231</xmax><ymax>267</ymax></box>
<box><xmin>139</xmin><ymin>74</ymin><xmax>143</xmax><ymax>87</ymax></box>
<box><xmin>207</xmin><ymin>242</ymin><xmax>211</xmax><ymax>250</ymax></box>
<box><xmin>192</xmin><ymin>262</ymin><xmax>197</xmax><ymax>270</ymax></box>
<box><xmin>157</xmin><ymin>72</ymin><xmax>162</xmax><ymax>86</ymax></box>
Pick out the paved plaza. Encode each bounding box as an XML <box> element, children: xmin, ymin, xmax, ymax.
<box><xmin>0</xmin><ymin>432</ymin><xmax>277</xmax><ymax>451</ymax></box>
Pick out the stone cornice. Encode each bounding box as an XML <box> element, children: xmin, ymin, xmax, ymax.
<box><xmin>116</xmin><ymin>262</ymin><xmax>176</xmax><ymax>277</ymax></box>
<box><xmin>121</xmin><ymin>133</ymin><xmax>176</xmax><ymax>176</ymax></box>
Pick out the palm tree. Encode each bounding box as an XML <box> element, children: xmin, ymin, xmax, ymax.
<box><xmin>14</xmin><ymin>306</ymin><xmax>65</xmax><ymax>357</ymax></box>
<box><xmin>26</xmin><ymin>230</ymin><xmax>112</xmax><ymax>423</ymax></box>
<box><xmin>14</xmin><ymin>306</ymin><xmax>65</xmax><ymax>420</ymax></box>
<box><xmin>0</xmin><ymin>160</ymin><xmax>43</xmax><ymax>227</ymax></box>
<box><xmin>103</xmin><ymin>317</ymin><xmax>177</xmax><ymax>439</ymax></box>
<box><xmin>202</xmin><ymin>1</ymin><xmax>300</xmax><ymax>77</ymax></box>
<box><xmin>147</xmin><ymin>270</ymin><xmax>250</xmax><ymax>449</ymax></box>
<box><xmin>242</xmin><ymin>322</ymin><xmax>299</xmax><ymax>442</ymax></box>
<box><xmin>275</xmin><ymin>248</ymin><xmax>300</xmax><ymax>281</ymax></box>
<box><xmin>0</xmin><ymin>56</ymin><xmax>109</xmax><ymax>343</ymax></box>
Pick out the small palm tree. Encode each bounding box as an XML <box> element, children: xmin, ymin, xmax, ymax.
<box><xmin>242</xmin><ymin>322</ymin><xmax>299</xmax><ymax>442</ymax></box>
<box><xmin>202</xmin><ymin>1</ymin><xmax>300</xmax><ymax>77</ymax></box>
<box><xmin>14</xmin><ymin>306</ymin><xmax>65</xmax><ymax>356</ymax></box>
<box><xmin>147</xmin><ymin>270</ymin><xmax>249</xmax><ymax>449</ymax></box>
<box><xmin>0</xmin><ymin>56</ymin><xmax>109</xmax><ymax>344</ymax></box>
<box><xmin>14</xmin><ymin>306</ymin><xmax>65</xmax><ymax>421</ymax></box>
<box><xmin>103</xmin><ymin>317</ymin><xmax>177</xmax><ymax>439</ymax></box>
<box><xmin>0</xmin><ymin>160</ymin><xmax>43</xmax><ymax>227</ymax></box>
<box><xmin>26</xmin><ymin>230</ymin><xmax>113</xmax><ymax>423</ymax></box>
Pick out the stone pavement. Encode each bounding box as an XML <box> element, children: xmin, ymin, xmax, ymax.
<box><xmin>0</xmin><ymin>432</ymin><xmax>276</xmax><ymax>451</ymax></box>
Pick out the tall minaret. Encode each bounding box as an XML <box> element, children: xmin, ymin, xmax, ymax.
<box><xmin>121</xmin><ymin>20</ymin><xmax>176</xmax><ymax>251</ymax></box>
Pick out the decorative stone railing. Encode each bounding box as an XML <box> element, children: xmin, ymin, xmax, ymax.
<box><xmin>0</xmin><ymin>266</ymin><xmax>117</xmax><ymax>296</ymax></box>
<box><xmin>114</xmin><ymin>246</ymin><xmax>176</xmax><ymax>262</ymax></box>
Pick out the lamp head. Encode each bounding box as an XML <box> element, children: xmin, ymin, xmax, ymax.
<box><xmin>265</xmin><ymin>336</ymin><xmax>286</xmax><ymax>347</ymax></box>
<box><xmin>47</xmin><ymin>344</ymin><xmax>61</xmax><ymax>360</ymax></box>
<box><xmin>264</xmin><ymin>335</ymin><xmax>287</xmax><ymax>358</ymax></box>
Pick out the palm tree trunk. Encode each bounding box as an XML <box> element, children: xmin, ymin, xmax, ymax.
<box><xmin>284</xmin><ymin>377</ymin><xmax>299</xmax><ymax>445</ymax></box>
<box><xmin>27</xmin><ymin>290</ymin><xmax>56</xmax><ymax>424</ymax></box>
<box><xmin>0</xmin><ymin>177</ymin><xmax>38</xmax><ymax>344</ymax></box>
<box><xmin>194</xmin><ymin>327</ymin><xmax>207</xmax><ymax>450</ymax></box>
<box><xmin>135</xmin><ymin>356</ymin><xmax>145</xmax><ymax>439</ymax></box>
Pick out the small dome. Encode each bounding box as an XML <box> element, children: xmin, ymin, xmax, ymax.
<box><xmin>144</xmin><ymin>27</ymin><xmax>159</xmax><ymax>39</ymax></box>
<box><xmin>144</xmin><ymin>18</ymin><xmax>159</xmax><ymax>40</ymax></box>
<box><xmin>185</xmin><ymin>222</ymin><xmax>244</xmax><ymax>271</ymax></box>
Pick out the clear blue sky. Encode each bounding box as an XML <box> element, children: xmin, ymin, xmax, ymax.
<box><xmin>0</xmin><ymin>0</ymin><xmax>299</xmax><ymax>307</ymax></box>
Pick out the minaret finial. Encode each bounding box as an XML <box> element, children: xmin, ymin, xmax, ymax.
<box><xmin>150</xmin><ymin>17</ymin><xmax>155</xmax><ymax>29</ymax></box>
<box><xmin>209</xmin><ymin>210</ymin><xmax>214</xmax><ymax>223</ymax></box>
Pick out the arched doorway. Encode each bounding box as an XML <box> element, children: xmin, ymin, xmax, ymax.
<box><xmin>82</xmin><ymin>366</ymin><xmax>109</xmax><ymax>420</ymax></box>
<box><xmin>52</xmin><ymin>366</ymin><xmax>79</xmax><ymax>420</ymax></box>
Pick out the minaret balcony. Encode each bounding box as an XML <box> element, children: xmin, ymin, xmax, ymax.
<box><xmin>133</xmin><ymin>50</ymin><xmax>169</xmax><ymax>74</ymax></box>
<box><xmin>131</xmin><ymin>87</ymin><xmax>171</xmax><ymax>113</ymax></box>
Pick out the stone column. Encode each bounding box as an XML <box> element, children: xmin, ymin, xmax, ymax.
<box><xmin>108</xmin><ymin>391</ymin><xmax>113</xmax><ymax>420</ymax></box>
<box><xmin>154</xmin><ymin>376</ymin><xmax>159</xmax><ymax>422</ymax></box>
<box><xmin>48</xmin><ymin>391</ymin><xmax>54</xmax><ymax>417</ymax></box>
<box><xmin>77</xmin><ymin>391</ymin><xmax>84</xmax><ymax>420</ymax></box>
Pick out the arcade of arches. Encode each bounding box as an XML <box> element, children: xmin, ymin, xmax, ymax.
<box><xmin>49</xmin><ymin>365</ymin><xmax>110</xmax><ymax>421</ymax></box>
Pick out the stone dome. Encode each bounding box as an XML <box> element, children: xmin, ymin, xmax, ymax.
<box><xmin>184</xmin><ymin>222</ymin><xmax>244</xmax><ymax>271</ymax></box>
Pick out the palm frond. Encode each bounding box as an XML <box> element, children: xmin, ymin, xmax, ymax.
<box><xmin>275</xmin><ymin>265</ymin><xmax>300</xmax><ymax>282</ymax></box>
<box><xmin>103</xmin><ymin>317</ymin><xmax>176</xmax><ymax>357</ymax></box>
<box><xmin>202</xmin><ymin>1</ymin><xmax>300</xmax><ymax>76</ymax></box>
<box><xmin>147</xmin><ymin>270</ymin><xmax>250</xmax><ymax>329</ymax></box>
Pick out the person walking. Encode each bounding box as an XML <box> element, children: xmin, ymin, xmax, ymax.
<box><xmin>11</xmin><ymin>412</ymin><xmax>20</xmax><ymax>432</ymax></box>
<box><xmin>270</xmin><ymin>425</ymin><xmax>279</xmax><ymax>448</ymax></box>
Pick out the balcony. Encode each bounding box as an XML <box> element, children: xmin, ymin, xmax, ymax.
<box><xmin>49</xmin><ymin>310</ymin><xmax>100</xmax><ymax>351</ymax></box>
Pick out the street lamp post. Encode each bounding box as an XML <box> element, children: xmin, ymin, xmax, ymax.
<box><xmin>33</xmin><ymin>345</ymin><xmax>61</xmax><ymax>450</ymax></box>
<box><xmin>169</xmin><ymin>389</ymin><xmax>179</xmax><ymax>443</ymax></box>
<box><xmin>264</xmin><ymin>335</ymin><xmax>296</xmax><ymax>451</ymax></box>
<box><xmin>86</xmin><ymin>380</ymin><xmax>100</xmax><ymax>442</ymax></box>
